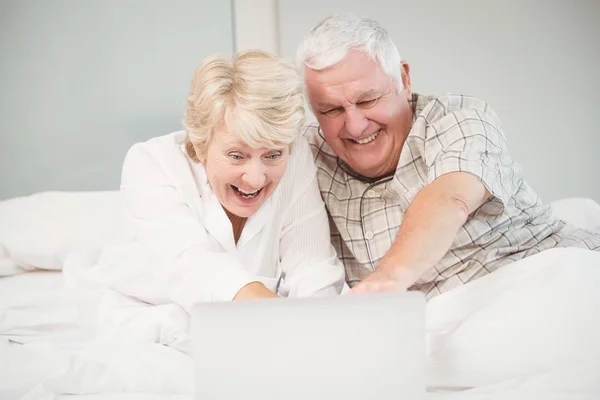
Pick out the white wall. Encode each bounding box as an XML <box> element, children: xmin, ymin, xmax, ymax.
<box><xmin>0</xmin><ymin>0</ymin><xmax>234</xmax><ymax>200</ymax></box>
<box><xmin>235</xmin><ymin>0</ymin><xmax>600</xmax><ymax>204</ymax></box>
<box><xmin>233</xmin><ymin>0</ymin><xmax>279</xmax><ymax>55</ymax></box>
<box><xmin>3</xmin><ymin>1</ymin><xmax>597</xmax><ymax>204</ymax></box>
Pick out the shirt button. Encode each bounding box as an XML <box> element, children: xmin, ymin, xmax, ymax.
<box><xmin>366</xmin><ymin>189</ymin><xmax>377</xmax><ymax>198</ymax></box>
<box><xmin>365</xmin><ymin>231</ymin><xmax>374</xmax><ymax>240</ymax></box>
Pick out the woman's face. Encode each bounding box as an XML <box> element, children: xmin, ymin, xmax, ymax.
<box><xmin>199</xmin><ymin>125</ymin><xmax>289</xmax><ymax>218</ymax></box>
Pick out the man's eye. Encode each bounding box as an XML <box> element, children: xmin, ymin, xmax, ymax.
<box><xmin>358</xmin><ymin>98</ymin><xmax>379</xmax><ymax>108</ymax></box>
<box><xmin>321</xmin><ymin>108</ymin><xmax>343</xmax><ymax>117</ymax></box>
<box><xmin>229</xmin><ymin>153</ymin><xmax>244</xmax><ymax>160</ymax></box>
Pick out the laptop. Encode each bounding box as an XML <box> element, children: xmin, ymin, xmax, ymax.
<box><xmin>191</xmin><ymin>291</ymin><xmax>426</xmax><ymax>400</ymax></box>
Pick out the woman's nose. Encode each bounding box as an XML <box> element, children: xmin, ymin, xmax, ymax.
<box><xmin>241</xmin><ymin>161</ymin><xmax>266</xmax><ymax>188</ymax></box>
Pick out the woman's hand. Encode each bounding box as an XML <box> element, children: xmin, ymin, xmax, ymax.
<box><xmin>233</xmin><ymin>282</ymin><xmax>279</xmax><ymax>300</ymax></box>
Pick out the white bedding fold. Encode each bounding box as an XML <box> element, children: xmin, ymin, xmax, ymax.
<box><xmin>1</xmin><ymin>247</ymin><xmax>600</xmax><ymax>399</ymax></box>
<box><xmin>426</xmin><ymin>248</ymin><xmax>600</xmax><ymax>390</ymax></box>
<box><xmin>0</xmin><ymin>272</ymin><xmax>192</xmax><ymax>400</ymax></box>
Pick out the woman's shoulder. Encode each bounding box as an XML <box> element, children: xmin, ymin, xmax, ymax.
<box><xmin>121</xmin><ymin>130</ymin><xmax>198</xmax><ymax>187</ymax></box>
<box><xmin>273</xmin><ymin>136</ymin><xmax>318</xmax><ymax>204</ymax></box>
<box><xmin>124</xmin><ymin>130</ymin><xmax>190</xmax><ymax>165</ymax></box>
<box><xmin>128</xmin><ymin>130</ymin><xmax>187</xmax><ymax>153</ymax></box>
<box><xmin>287</xmin><ymin>136</ymin><xmax>317</xmax><ymax>179</ymax></box>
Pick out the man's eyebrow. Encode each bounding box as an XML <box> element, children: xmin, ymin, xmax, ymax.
<box><xmin>356</xmin><ymin>90</ymin><xmax>381</xmax><ymax>101</ymax></box>
<box><xmin>316</xmin><ymin>102</ymin><xmax>340</xmax><ymax>110</ymax></box>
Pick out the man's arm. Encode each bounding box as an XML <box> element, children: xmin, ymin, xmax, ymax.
<box><xmin>351</xmin><ymin>171</ymin><xmax>490</xmax><ymax>294</ymax></box>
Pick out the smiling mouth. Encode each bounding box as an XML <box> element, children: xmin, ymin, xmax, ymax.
<box><xmin>351</xmin><ymin>130</ymin><xmax>380</xmax><ymax>144</ymax></box>
<box><xmin>231</xmin><ymin>185</ymin><xmax>262</xmax><ymax>199</ymax></box>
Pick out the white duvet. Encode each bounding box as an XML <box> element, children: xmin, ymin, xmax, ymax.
<box><xmin>1</xmin><ymin>192</ymin><xmax>600</xmax><ymax>399</ymax></box>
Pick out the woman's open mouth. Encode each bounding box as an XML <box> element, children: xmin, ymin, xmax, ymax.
<box><xmin>231</xmin><ymin>185</ymin><xmax>262</xmax><ymax>200</ymax></box>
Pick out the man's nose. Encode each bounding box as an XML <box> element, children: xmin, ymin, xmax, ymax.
<box><xmin>344</xmin><ymin>107</ymin><xmax>369</xmax><ymax>138</ymax></box>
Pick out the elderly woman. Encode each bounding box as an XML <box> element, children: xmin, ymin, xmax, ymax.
<box><xmin>67</xmin><ymin>50</ymin><xmax>345</xmax><ymax>312</ymax></box>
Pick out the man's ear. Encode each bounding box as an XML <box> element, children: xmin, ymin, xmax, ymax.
<box><xmin>400</xmin><ymin>61</ymin><xmax>411</xmax><ymax>98</ymax></box>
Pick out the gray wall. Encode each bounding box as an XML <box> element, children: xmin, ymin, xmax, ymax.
<box><xmin>278</xmin><ymin>0</ymin><xmax>600</xmax><ymax>204</ymax></box>
<box><xmin>0</xmin><ymin>0</ymin><xmax>234</xmax><ymax>200</ymax></box>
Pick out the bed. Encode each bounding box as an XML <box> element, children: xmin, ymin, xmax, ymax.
<box><xmin>1</xmin><ymin>191</ymin><xmax>600</xmax><ymax>399</ymax></box>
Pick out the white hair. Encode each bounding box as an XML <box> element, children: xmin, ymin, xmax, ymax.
<box><xmin>296</xmin><ymin>14</ymin><xmax>403</xmax><ymax>92</ymax></box>
<box><xmin>183</xmin><ymin>50</ymin><xmax>305</xmax><ymax>162</ymax></box>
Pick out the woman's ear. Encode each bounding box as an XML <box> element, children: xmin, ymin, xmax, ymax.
<box><xmin>185</xmin><ymin>139</ymin><xmax>203</xmax><ymax>163</ymax></box>
<box><xmin>196</xmin><ymin>146</ymin><xmax>206</xmax><ymax>164</ymax></box>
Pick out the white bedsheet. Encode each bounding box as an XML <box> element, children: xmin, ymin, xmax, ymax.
<box><xmin>2</xmin><ymin>248</ymin><xmax>600</xmax><ymax>400</ymax></box>
<box><xmin>2</xmin><ymin>193</ymin><xmax>600</xmax><ymax>399</ymax></box>
<box><xmin>0</xmin><ymin>272</ymin><xmax>192</xmax><ymax>400</ymax></box>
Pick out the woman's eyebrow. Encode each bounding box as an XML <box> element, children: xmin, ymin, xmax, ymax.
<box><xmin>221</xmin><ymin>137</ymin><xmax>249</xmax><ymax>149</ymax></box>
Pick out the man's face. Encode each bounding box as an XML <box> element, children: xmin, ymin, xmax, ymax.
<box><xmin>305</xmin><ymin>51</ymin><xmax>413</xmax><ymax>178</ymax></box>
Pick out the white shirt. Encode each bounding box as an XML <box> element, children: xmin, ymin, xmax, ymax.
<box><xmin>66</xmin><ymin>131</ymin><xmax>345</xmax><ymax>312</ymax></box>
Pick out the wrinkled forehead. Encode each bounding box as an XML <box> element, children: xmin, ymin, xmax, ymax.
<box><xmin>304</xmin><ymin>51</ymin><xmax>391</xmax><ymax>104</ymax></box>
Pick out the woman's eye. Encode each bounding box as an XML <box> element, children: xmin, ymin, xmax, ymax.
<box><xmin>229</xmin><ymin>153</ymin><xmax>244</xmax><ymax>160</ymax></box>
<box><xmin>265</xmin><ymin>153</ymin><xmax>282</xmax><ymax>160</ymax></box>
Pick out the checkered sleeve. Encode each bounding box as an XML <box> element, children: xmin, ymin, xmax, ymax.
<box><xmin>423</xmin><ymin>98</ymin><xmax>521</xmax><ymax>209</ymax></box>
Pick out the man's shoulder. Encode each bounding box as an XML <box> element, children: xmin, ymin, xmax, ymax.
<box><xmin>302</xmin><ymin>122</ymin><xmax>323</xmax><ymax>149</ymax></box>
<box><xmin>301</xmin><ymin>122</ymin><xmax>338</xmax><ymax>164</ymax></box>
<box><xmin>415</xmin><ymin>93</ymin><xmax>499</xmax><ymax>124</ymax></box>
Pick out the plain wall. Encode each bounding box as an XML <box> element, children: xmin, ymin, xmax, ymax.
<box><xmin>233</xmin><ymin>0</ymin><xmax>279</xmax><ymax>55</ymax></box>
<box><xmin>0</xmin><ymin>0</ymin><xmax>234</xmax><ymax>200</ymax></box>
<box><xmin>274</xmin><ymin>0</ymin><xmax>600</xmax><ymax>204</ymax></box>
<box><xmin>3</xmin><ymin>1</ymin><xmax>598</xmax><ymax>204</ymax></box>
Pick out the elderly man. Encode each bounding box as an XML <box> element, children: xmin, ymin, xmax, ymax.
<box><xmin>296</xmin><ymin>14</ymin><xmax>600</xmax><ymax>298</ymax></box>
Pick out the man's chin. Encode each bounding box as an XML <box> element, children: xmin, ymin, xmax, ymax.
<box><xmin>347</xmin><ymin>162</ymin><xmax>390</xmax><ymax>180</ymax></box>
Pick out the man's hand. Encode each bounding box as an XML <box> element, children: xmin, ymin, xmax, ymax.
<box><xmin>351</xmin><ymin>172</ymin><xmax>490</xmax><ymax>295</ymax></box>
<box><xmin>350</xmin><ymin>265</ymin><xmax>415</xmax><ymax>294</ymax></box>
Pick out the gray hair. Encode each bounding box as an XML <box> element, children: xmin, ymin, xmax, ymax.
<box><xmin>296</xmin><ymin>14</ymin><xmax>403</xmax><ymax>92</ymax></box>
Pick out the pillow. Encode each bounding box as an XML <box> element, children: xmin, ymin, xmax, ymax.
<box><xmin>1</xmin><ymin>191</ymin><xmax>598</xmax><ymax>276</ymax></box>
<box><xmin>0</xmin><ymin>191</ymin><xmax>125</xmax><ymax>274</ymax></box>
<box><xmin>550</xmin><ymin>197</ymin><xmax>600</xmax><ymax>234</ymax></box>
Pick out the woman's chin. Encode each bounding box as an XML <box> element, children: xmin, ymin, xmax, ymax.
<box><xmin>226</xmin><ymin>198</ymin><xmax>263</xmax><ymax>218</ymax></box>
<box><xmin>229</xmin><ymin>206</ymin><xmax>258</xmax><ymax>218</ymax></box>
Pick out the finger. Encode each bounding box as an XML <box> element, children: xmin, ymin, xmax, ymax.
<box><xmin>350</xmin><ymin>282</ymin><xmax>377</xmax><ymax>294</ymax></box>
<box><xmin>359</xmin><ymin>281</ymin><xmax>398</xmax><ymax>294</ymax></box>
<box><xmin>349</xmin><ymin>285</ymin><xmax>366</xmax><ymax>294</ymax></box>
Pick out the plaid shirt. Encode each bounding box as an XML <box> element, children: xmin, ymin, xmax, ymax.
<box><xmin>307</xmin><ymin>93</ymin><xmax>600</xmax><ymax>299</ymax></box>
